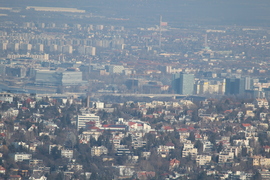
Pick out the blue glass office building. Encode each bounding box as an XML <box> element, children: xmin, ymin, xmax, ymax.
<box><xmin>173</xmin><ymin>73</ymin><xmax>194</xmax><ymax>95</ymax></box>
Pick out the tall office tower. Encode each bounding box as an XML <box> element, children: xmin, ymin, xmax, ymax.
<box><xmin>62</xmin><ymin>45</ymin><xmax>73</xmax><ymax>54</ymax></box>
<box><xmin>50</xmin><ymin>44</ymin><xmax>58</xmax><ymax>52</ymax></box>
<box><xmin>173</xmin><ymin>73</ymin><xmax>194</xmax><ymax>95</ymax></box>
<box><xmin>9</xmin><ymin>43</ymin><xmax>20</xmax><ymax>51</ymax></box>
<box><xmin>78</xmin><ymin>45</ymin><xmax>86</xmax><ymax>55</ymax></box>
<box><xmin>34</xmin><ymin>44</ymin><xmax>44</xmax><ymax>52</ymax></box>
<box><xmin>225</xmin><ymin>77</ymin><xmax>245</xmax><ymax>95</ymax></box>
<box><xmin>85</xmin><ymin>46</ymin><xmax>96</xmax><ymax>56</ymax></box>
<box><xmin>244</xmin><ymin>76</ymin><xmax>254</xmax><ymax>90</ymax></box>
<box><xmin>0</xmin><ymin>43</ymin><xmax>7</xmax><ymax>51</ymax></box>
<box><xmin>19</xmin><ymin>43</ymin><xmax>32</xmax><ymax>52</ymax></box>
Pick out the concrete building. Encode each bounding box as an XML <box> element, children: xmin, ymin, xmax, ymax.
<box><xmin>218</xmin><ymin>152</ymin><xmax>234</xmax><ymax>163</ymax></box>
<box><xmin>254</xmin><ymin>98</ymin><xmax>269</xmax><ymax>109</ymax></box>
<box><xmin>49</xmin><ymin>44</ymin><xmax>58</xmax><ymax>52</ymax></box>
<box><xmin>91</xmin><ymin>146</ymin><xmax>108</xmax><ymax>156</ymax></box>
<box><xmin>34</xmin><ymin>44</ymin><xmax>44</xmax><ymax>52</ymax></box>
<box><xmin>195</xmin><ymin>79</ymin><xmax>225</xmax><ymax>95</ymax></box>
<box><xmin>182</xmin><ymin>148</ymin><xmax>198</xmax><ymax>159</ymax></box>
<box><xmin>35</xmin><ymin>70</ymin><xmax>61</xmax><ymax>86</ymax></box>
<box><xmin>61</xmin><ymin>149</ymin><xmax>73</xmax><ymax>159</ymax></box>
<box><xmin>196</xmin><ymin>155</ymin><xmax>212</xmax><ymax>166</ymax></box>
<box><xmin>26</xmin><ymin>6</ymin><xmax>85</xmax><ymax>13</ymax></box>
<box><xmin>13</xmin><ymin>153</ymin><xmax>32</xmax><ymax>162</ymax></box>
<box><xmin>35</xmin><ymin>69</ymin><xmax>84</xmax><ymax>86</ymax></box>
<box><xmin>62</xmin><ymin>70</ymin><xmax>84</xmax><ymax>86</ymax></box>
<box><xmin>0</xmin><ymin>42</ymin><xmax>7</xmax><ymax>51</ymax></box>
<box><xmin>225</xmin><ymin>77</ymin><xmax>245</xmax><ymax>95</ymax></box>
<box><xmin>77</xmin><ymin>113</ymin><xmax>100</xmax><ymax>130</ymax></box>
<box><xmin>62</xmin><ymin>45</ymin><xmax>73</xmax><ymax>54</ymax></box>
<box><xmin>20</xmin><ymin>43</ymin><xmax>32</xmax><ymax>51</ymax></box>
<box><xmin>0</xmin><ymin>93</ymin><xmax>14</xmax><ymax>103</ymax></box>
<box><xmin>85</xmin><ymin>46</ymin><xmax>96</xmax><ymax>56</ymax></box>
<box><xmin>106</xmin><ymin>65</ymin><xmax>125</xmax><ymax>74</ymax></box>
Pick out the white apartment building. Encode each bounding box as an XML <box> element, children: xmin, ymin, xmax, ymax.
<box><xmin>0</xmin><ymin>93</ymin><xmax>13</xmax><ymax>103</ymax></box>
<box><xmin>91</xmin><ymin>146</ymin><xmax>108</xmax><ymax>156</ymax></box>
<box><xmin>182</xmin><ymin>148</ymin><xmax>198</xmax><ymax>159</ymax></box>
<box><xmin>61</xmin><ymin>149</ymin><xmax>73</xmax><ymax>159</ymax></box>
<box><xmin>13</xmin><ymin>153</ymin><xmax>32</xmax><ymax>162</ymax></box>
<box><xmin>196</xmin><ymin>155</ymin><xmax>212</xmax><ymax>166</ymax></box>
<box><xmin>218</xmin><ymin>152</ymin><xmax>234</xmax><ymax>163</ymax></box>
<box><xmin>77</xmin><ymin>113</ymin><xmax>100</xmax><ymax>130</ymax></box>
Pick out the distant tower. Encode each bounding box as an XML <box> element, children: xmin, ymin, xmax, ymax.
<box><xmin>159</xmin><ymin>15</ymin><xmax>162</xmax><ymax>49</ymax></box>
<box><xmin>86</xmin><ymin>58</ymin><xmax>92</xmax><ymax>108</ymax></box>
<box><xmin>86</xmin><ymin>95</ymin><xmax>90</xmax><ymax>108</ymax></box>
<box><xmin>204</xmin><ymin>34</ymin><xmax>208</xmax><ymax>47</ymax></box>
<box><xmin>204</xmin><ymin>34</ymin><xmax>210</xmax><ymax>50</ymax></box>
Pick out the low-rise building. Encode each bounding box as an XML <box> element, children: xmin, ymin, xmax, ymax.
<box><xmin>182</xmin><ymin>148</ymin><xmax>198</xmax><ymax>159</ymax></box>
<box><xmin>196</xmin><ymin>155</ymin><xmax>212</xmax><ymax>166</ymax></box>
<box><xmin>13</xmin><ymin>153</ymin><xmax>32</xmax><ymax>162</ymax></box>
<box><xmin>218</xmin><ymin>152</ymin><xmax>234</xmax><ymax>163</ymax></box>
<box><xmin>91</xmin><ymin>146</ymin><xmax>108</xmax><ymax>156</ymax></box>
<box><xmin>61</xmin><ymin>149</ymin><xmax>73</xmax><ymax>159</ymax></box>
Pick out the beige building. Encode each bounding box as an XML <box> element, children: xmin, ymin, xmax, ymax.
<box><xmin>157</xmin><ymin>145</ymin><xmax>170</xmax><ymax>158</ymax></box>
<box><xmin>253</xmin><ymin>156</ymin><xmax>270</xmax><ymax>167</ymax></box>
<box><xmin>91</xmin><ymin>146</ymin><xmax>108</xmax><ymax>156</ymax></box>
<box><xmin>254</xmin><ymin>98</ymin><xmax>269</xmax><ymax>109</ymax></box>
<box><xmin>196</xmin><ymin>155</ymin><xmax>212</xmax><ymax>166</ymax></box>
<box><xmin>182</xmin><ymin>148</ymin><xmax>198</xmax><ymax>159</ymax></box>
<box><xmin>61</xmin><ymin>149</ymin><xmax>73</xmax><ymax>159</ymax></box>
<box><xmin>218</xmin><ymin>152</ymin><xmax>234</xmax><ymax>163</ymax></box>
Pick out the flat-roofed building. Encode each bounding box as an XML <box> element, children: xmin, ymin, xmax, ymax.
<box><xmin>77</xmin><ymin>113</ymin><xmax>100</xmax><ymax>130</ymax></box>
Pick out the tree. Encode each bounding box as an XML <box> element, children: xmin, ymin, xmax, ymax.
<box><xmin>217</xmin><ymin>143</ymin><xmax>223</xmax><ymax>153</ymax></box>
<box><xmin>55</xmin><ymin>172</ymin><xmax>64</xmax><ymax>180</ymax></box>
<box><xmin>252</xmin><ymin>170</ymin><xmax>262</xmax><ymax>180</ymax></box>
<box><xmin>197</xmin><ymin>171</ymin><xmax>208</xmax><ymax>180</ymax></box>
<box><xmin>120</xmin><ymin>134</ymin><xmax>132</xmax><ymax>147</ymax></box>
<box><xmin>90</xmin><ymin>137</ymin><xmax>98</xmax><ymax>147</ymax></box>
<box><xmin>187</xmin><ymin>132</ymin><xmax>195</xmax><ymax>142</ymax></box>
<box><xmin>51</xmin><ymin>147</ymin><xmax>61</xmax><ymax>160</ymax></box>
<box><xmin>194</xmin><ymin>140</ymin><xmax>203</xmax><ymax>153</ymax></box>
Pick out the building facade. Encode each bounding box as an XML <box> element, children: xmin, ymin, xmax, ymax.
<box><xmin>173</xmin><ymin>72</ymin><xmax>194</xmax><ymax>95</ymax></box>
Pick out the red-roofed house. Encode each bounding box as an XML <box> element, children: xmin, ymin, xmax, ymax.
<box><xmin>162</xmin><ymin>126</ymin><xmax>174</xmax><ymax>132</ymax></box>
<box><xmin>143</xmin><ymin>114</ymin><xmax>154</xmax><ymax>118</ymax></box>
<box><xmin>127</xmin><ymin>121</ymin><xmax>151</xmax><ymax>132</ymax></box>
<box><xmin>0</xmin><ymin>166</ymin><xmax>5</xmax><ymax>174</ymax></box>
<box><xmin>169</xmin><ymin>159</ymin><xmax>180</xmax><ymax>170</ymax></box>
<box><xmin>8</xmin><ymin>175</ymin><xmax>21</xmax><ymax>180</ymax></box>
<box><xmin>263</xmin><ymin>146</ymin><xmax>270</xmax><ymax>153</ymax></box>
<box><xmin>224</xmin><ymin>109</ymin><xmax>233</xmax><ymax>114</ymax></box>
<box><xmin>21</xmin><ymin>107</ymin><xmax>28</xmax><ymax>111</ymax></box>
<box><xmin>242</xmin><ymin>123</ymin><xmax>253</xmax><ymax>131</ymax></box>
<box><xmin>178</xmin><ymin>128</ymin><xmax>190</xmax><ymax>141</ymax></box>
<box><xmin>165</xmin><ymin>142</ymin><xmax>175</xmax><ymax>150</ymax></box>
<box><xmin>136</xmin><ymin>171</ymin><xmax>155</xmax><ymax>180</ymax></box>
<box><xmin>195</xmin><ymin>133</ymin><xmax>203</xmax><ymax>140</ymax></box>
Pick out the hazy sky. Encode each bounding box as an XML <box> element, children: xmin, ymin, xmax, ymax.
<box><xmin>2</xmin><ymin>0</ymin><xmax>270</xmax><ymax>27</ymax></box>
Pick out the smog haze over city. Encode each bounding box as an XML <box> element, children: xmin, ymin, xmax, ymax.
<box><xmin>2</xmin><ymin>0</ymin><xmax>270</xmax><ymax>27</ymax></box>
<box><xmin>2</xmin><ymin>0</ymin><xmax>270</xmax><ymax>180</ymax></box>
